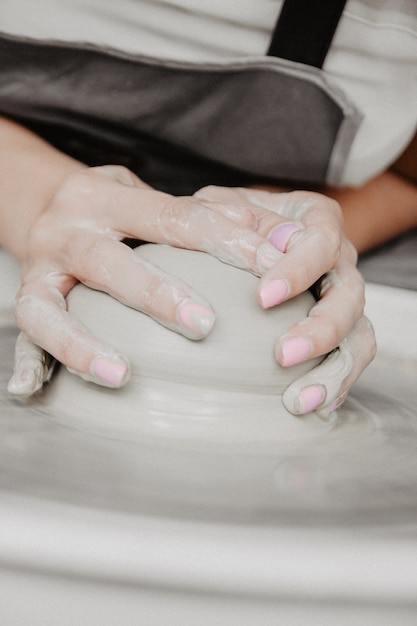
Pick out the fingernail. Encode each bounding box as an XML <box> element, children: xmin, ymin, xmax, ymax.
<box><xmin>258</xmin><ymin>279</ymin><xmax>288</xmax><ymax>309</ymax></box>
<box><xmin>295</xmin><ymin>385</ymin><xmax>326</xmax><ymax>414</ymax></box>
<box><xmin>91</xmin><ymin>355</ymin><xmax>130</xmax><ymax>387</ymax></box>
<box><xmin>257</xmin><ymin>242</ymin><xmax>283</xmax><ymax>272</ymax></box>
<box><xmin>7</xmin><ymin>369</ymin><xmax>39</xmax><ymax>397</ymax></box>
<box><xmin>269</xmin><ymin>223</ymin><xmax>302</xmax><ymax>252</ymax></box>
<box><xmin>281</xmin><ymin>337</ymin><xmax>311</xmax><ymax>366</ymax></box>
<box><xmin>178</xmin><ymin>302</ymin><xmax>216</xmax><ymax>339</ymax></box>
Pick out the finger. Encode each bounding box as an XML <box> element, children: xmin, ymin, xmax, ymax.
<box><xmin>257</xmin><ymin>199</ymin><xmax>343</xmax><ymax>309</ymax></box>
<box><xmin>97</xmin><ymin>167</ymin><xmax>260</xmax><ymax>228</ymax></box>
<box><xmin>195</xmin><ymin>185</ymin><xmax>292</xmax><ymax>215</ymax></box>
<box><xmin>79</xmin><ymin>172</ymin><xmax>282</xmax><ymax>275</ymax></box>
<box><xmin>316</xmin><ymin>315</ymin><xmax>376</xmax><ymax>419</ymax></box>
<box><xmin>15</xmin><ymin>287</ymin><xmax>131</xmax><ymax>389</ymax></box>
<box><xmin>92</xmin><ymin>170</ymin><xmax>258</xmax><ymax>229</ymax></box>
<box><xmin>67</xmin><ymin>235</ymin><xmax>217</xmax><ymax>340</ymax></box>
<box><xmin>134</xmin><ymin>193</ymin><xmax>281</xmax><ymax>275</ymax></box>
<box><xmin>195</xmin><ymin>186</ymin><xmax>298</xmax><ymax>242</ymax></box>
<box><xmin>198</xmin><ymin>200</ymin><xmax>259</xmax><ymax>230</ymax></box>
<box><xmin>275</xmin><ymin>247</ymin><xmax>365</xmax><ymax>366</ymax></box>
<box><xmin>196</xmin><ymin>186</ymin><xmax>340</xmax><ymax>245</ymax></box>
<box><xmin>92</xmin><ymin>164</ymin><xmax>152</xmax><ymax>189</ymax></box>
<box><xmin>196</xmin><ymin>189</ymin><xmax>345</xmax><ymax>306</ymax></box>
<box><xmin>14</xmin><ymin>234</ymin><xmax>219</xmax><ymax>387</ymax></box>
<box><xmin>282</xmin><ymin>316</ymin><xmax>376</xmax><ymax>418</ymax></box>
<box><xmin>7</xmin><ymin>332</ymin><xmax>57</xmax><ymax>398</ymax></box>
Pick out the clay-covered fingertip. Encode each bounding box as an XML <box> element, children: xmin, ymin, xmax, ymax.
<box><xmin>7</xmin><ymin>369</ymin><xmax>42</xmax><ymax>398</ymax></box>
<box><xmin>177</xmin><ymin>301</ymin><xmax>216</xmax><ymax>340</ymax></box>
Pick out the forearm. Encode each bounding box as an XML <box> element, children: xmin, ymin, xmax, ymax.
<box><xmin>326</xmin><ymin>170</ymin><xmax>417</xmax><ymax>255</ymax></box>
<box><xmin>0</xmin><ymin>116</ymin><xmax>85</xmax><ymax>260</ymax></box>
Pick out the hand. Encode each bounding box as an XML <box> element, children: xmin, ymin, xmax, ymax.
<box><xmin>194</xmin><ymin>185</ymin><xmax>377</xmax><ymax>419</ymax></box>
<box><xmin>8</xmin><ymin>166</ymin><xmax>283</xmax><ymax>397</ymax></box>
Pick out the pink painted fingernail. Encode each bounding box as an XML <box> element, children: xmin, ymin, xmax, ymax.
<box><xmin>91</xmin><ymin>355</ymin><xmax>130</xmax><ymax>387</ymax></box>
<box><xmin>295</xmin><ymin>385</ymin><xmax>326</xmax><ymax>414</ymax></box>
<box><xmin>178</xmin><ymin>302</ymin><xmax>216</xmax><ymax>339</ymax></box>
<box><xmin>269</xmin><ymin>223</ymin><xmax>302</xmax><ymax>252</ymax></box>
<box><xmin>281</xmin><ymin>337</ymin><xmax>311</xmax><ymax>366</ymax></box>
<box><xmin>258</xmin><ymin>279</ymin><xmax>288</xmax><ymax>309</ymax></box>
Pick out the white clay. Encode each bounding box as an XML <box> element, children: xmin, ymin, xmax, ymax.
<box><xmin>41</xmin><ymin>244</ymin><xmax>334</xmax><ymax>447</ymax></box>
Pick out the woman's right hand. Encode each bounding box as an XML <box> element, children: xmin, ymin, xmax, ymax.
<box><xmin>8</xmin><ymin>165</ymin><xmax>283</xmax><ymax>397</ymax></box>
<box><xmin>194</xmin><ymin>184</ymin><xmax>377</xmax><ymax>419</ymax></box>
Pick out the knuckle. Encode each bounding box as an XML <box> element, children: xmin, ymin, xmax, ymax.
<box><xmin>308</xmin><ymin>193</ymin><xmax>343</xmax><ymax>220</ymax></box>
<box><xmin>28</xmin><ymin>177</ymin><xmax>94</xmax><ymax>256</ymax></box>
<box><xmin>94</xmin><ymin>164</ymin><xmax>139</xmax><ymax>186</ymax></box>
<box><xmin>197</xmin><ymin>185</ymin><xmax>217</xmax><ymax>196</ymax></box>
<box><xmin>52</xmin><ymin>168</ymin><xmax>112</xmax><ymax>214</ymax></box>
<box><xmin>159</xmin><ymin>197</ymin><xmax>199</xmax><ymax>238</ymax></box>
<box><xmin>343</xmin><ymin>237</ymin><xmax>359</xmax><ymax>264</ymax></box>
<box><xmin>53</xmin><ymin>170</ymin><xmax>92</xmax><ymax>205</ymax></box>
<box><xmin>75</xmin><ymin>238</ymin><xmax>108</xmax><ymax>275</ymax></box>
<box><xmin>26</xmin><ymin>217</ymin><xmax>53</xmax><ymax>256</ymax></box>
<box><xmin>323</xmin><ymin>227</ymin><xmax>342</xmax><ymax>261</ymax></box>
<box><xmin>140</xmin><ymin>273</ymin><xmax>164</xmax><ymax>311</ymax></box>
<box><xmin>58</xmin><ymin>336</ymin><xmax>76</xmax><ymax>366</ymax></box>
<box><xmin>314</xmin><ymin>194</ymin><xmax>343</xmax><ymax>223</ymax></box>
<box><xmin>327</xmin><ymin>197</ymin><xmax>343</xmax><ymax>220</ymax></box>
<box><xmin>357</xmin><ymin>283</ymin><xmax>366</xmax><ymax>312</ymax></box>
<box><xmin>307</xmin><ymin>222</ymin><xmax>341</xmax><ymax>268</ymax></box>
<box><xmin>349</xmin><ymin>276</ymin><xmax>366</xmax><ymax>314</ymax></box>
<box><xmin>309</xmin><ymin>304</ymin><xmax>342</xmax><ymax>349</ymax></box>
<box><xmin>298</xmin><ymin>260</ymin><xmax>322</xmax><ymax>289</ymax></box>
<box><xmin>307</xmin><ymin>198</ymin><xmax>343</xmax><ymax>257</ymax></box>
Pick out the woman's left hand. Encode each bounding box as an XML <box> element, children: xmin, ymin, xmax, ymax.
<box><xmin>194</xmin><ymin>185</ymin><xmax>376</xmax><ymax>419</ymax></box>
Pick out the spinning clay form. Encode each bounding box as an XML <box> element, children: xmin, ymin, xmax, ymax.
<box><xmin>42</xmin><ymin>244</ymin><xmax>324</xmax><ymax>446</ymax></box>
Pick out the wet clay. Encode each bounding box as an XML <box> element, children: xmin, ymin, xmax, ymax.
<box><xmin>41</xmin><ymin>244</ymin><xmax>330</xmax><ymax>446</ymax></box>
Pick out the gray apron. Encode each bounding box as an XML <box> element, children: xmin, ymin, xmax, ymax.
<box><xmin>0</xmin><ymin>0</ymin><xmax>361</xmax><ymax>195</ymax></box>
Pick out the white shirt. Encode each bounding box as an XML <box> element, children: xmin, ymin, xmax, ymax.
<box><xmin>2</xmin><ymin>0</ymin><xmax>417</xmax><ymax>185</ymax></box>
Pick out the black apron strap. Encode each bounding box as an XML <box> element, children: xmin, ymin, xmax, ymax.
<box><xmin>267</xmin><ymin>0</ymin><xmax>348</xmax><ymax>68</ymax></box>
